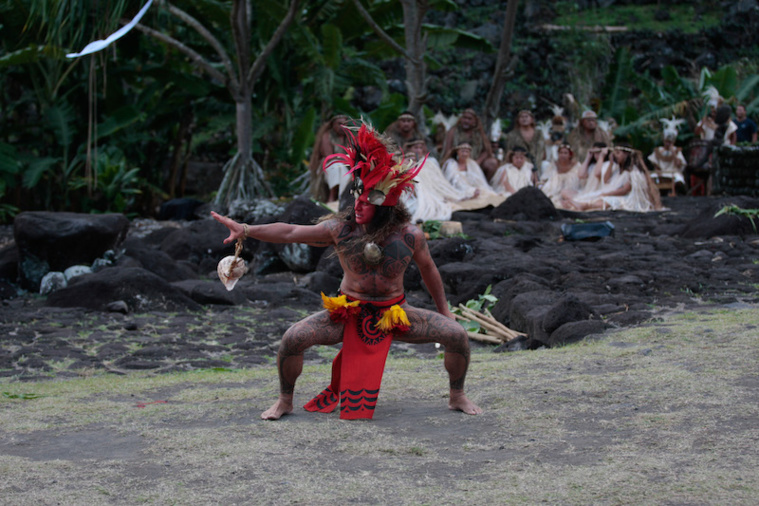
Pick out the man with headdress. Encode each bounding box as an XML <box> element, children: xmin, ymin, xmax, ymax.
<box><xmin>308</xmin><ymin>114</ymin><xmax>350</xmax><ymax>203</ymax></box>
<box><xmin>503</xmin><ymin>109</ymin><xmax>546</xmax><ymax>171</ymax></box>
<box><xmin>442</xmin><ymin>108</ymin><xmax>499</xmax><ymax>181</ymax></box>
<box><xmin>212</xmin><ymin>123</ymin><xmax>482</xmax><ymax>421</ymax></box>
<box><xmin>566</xmin><ymin>110</ymin><xmax>612</xmax><ymax>163</ymax></box>
<box><xmin>647</xmin><ymin>118</ymin><xmax>687</xmax><ymax>196</ymax></box>
<box><xmin>383</xmin><ymin>111</ymin><xmax>436</xmax><ymax>158</ymax></box>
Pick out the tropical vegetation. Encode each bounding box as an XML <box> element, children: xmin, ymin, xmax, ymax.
<box><xmin>0</xmin><ymin>0</ymin><xmax>757</xmax><ymax>222</ymax></box>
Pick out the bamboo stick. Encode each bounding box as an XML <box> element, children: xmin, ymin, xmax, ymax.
<box><xmin>458</xmin><ymin>305</ymin><xmax>524</xmax><ymax>339</ymax></box>
<box><xmin>453</xmin><ymin>313</ymin><xmax>513</xmax><ymax>343</ymax></box>
<box><xmin>466</xmin><ymin>331</ymin><xmax>502</xmax><ymax>345</ymax></box>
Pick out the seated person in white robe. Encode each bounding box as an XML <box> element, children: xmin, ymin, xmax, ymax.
<box><xmin>441</xmin><ymin>142</ymin><xmax>497</xmax><ymax>199</ymax></box>
<box><xmin>570</xmin><ymin>145</ymin><xmax>662</xmax><ymax>212</ymax></box>
<box><xmin>540</xmin><ymin>143</ymin><xmax>582</xmax><ymax>209</ymax></box>
<box><xmin>401</xmin><ymin>139</ymin><xmax>471</xmax><ymax>222</ymax></box>
<box><xmin>647</xmin><ymin>131</ymin><xmax>686</xmax><ymax>196</ymax></box>
<box><xmin>561</xmin><ymin>142</ymin><xmax>611</xmax><ymax>207</ymax></box>
<box><xmin>490</xmin><ymin>146</ymin><xmax>535</xmax><ymax>196</ymax></box>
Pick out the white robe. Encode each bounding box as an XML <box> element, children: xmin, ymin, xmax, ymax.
<box><xmin>490</xmin><ymin>161</ymin><xmax>534</xmax><ymax>196</ymax></box>
<box><xmin>403</xmin><ymin>158</ymin><xmax>468</xmax><ymax>222</ymax></box>
<box><xmin>540</xmin><ymin>162</ymin><xmax>582</xmax><ymax>208</ymax></box>
<box><xmin>647</xmin><ymin>147</ymin><xmax>686</xmax><ymax>185</ymax></box>
<box><xmin>442</xmin><ymin>158</ymin><xmax>496</xmax><ymax>198</ymax></box>
<box><xmin>572</xmin><ymin>161</ymin><xmax>617</xmax><ymax>203</ymax></box>
<box><xmin>601</xmin><ymin>168</ymin><xmax>658</xmax><ymax>212</ymax></box>
<box><xmin>697</xmin><ymin>119</ymin><xmax>737</xmax><ymax>141</ymax></box>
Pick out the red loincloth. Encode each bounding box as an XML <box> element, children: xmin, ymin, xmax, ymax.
<box><xmin>303</xmin><ymin>293</ymin><xmax>409</xmax><ymax>420</ymax></box>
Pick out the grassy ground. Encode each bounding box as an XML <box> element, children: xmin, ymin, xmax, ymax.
<box><xmin>552</xmin><ymin>2</ymin><xmax>722</xmax><ymax>33</ymax></box>
<box><xmin>1</xmin><ymin>304</ymin><xmax>758</xmax><ymax>505</ymax></box>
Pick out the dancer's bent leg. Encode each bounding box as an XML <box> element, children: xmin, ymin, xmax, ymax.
<box><xmin>261</xmin><ymin>310</ymin><xmax>342</xmax><ymax>420</ymax></box>
<box><xmin>397</xmin><ymin>306</ymin><xmax>483</xmax><ymax>415</ymax></box>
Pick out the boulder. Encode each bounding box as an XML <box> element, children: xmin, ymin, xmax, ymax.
<box><xmin>679</xmin><ymin>196</ymin><xmax>759</xmax><ymax>239</ymax></box>
<box><xmin>172</xmin><ymin>279</ymin><xmax>248</xmax><ymax>305</ymax></box>
<box><xmin>14</xmin><ymin>212</ymin><xmax>129</xmax><ymax>291</ymax></box>
<box><xmin>122</xmin><ymin>238</ymin><xmax>197</xmax><ymax>282</ymax></box>
<box><xmin>158</xmin><ymin>198</ymin><xmax>206</xmax><ymax>221</ymax></box>
<box><xmin>548</xmin><ymin>320</ymin><xmax>608</xmax><ymax>347</ymax></box>
<box><xmin>159</xmin><ymin>219</ymin><xmax>242</xmax><ymax>272</ymax></box>
<box><xmin>45</xmin><ymin>266</ymin><xmax>201</xmax><ymax>312</ymax></box>
<box><xmin>542</xmin><ymin>295</ymin><xmax>597</xmax><ymax>335</ymax></box>
<box><xmin>271</xmin><ymin>195</ymin><xmax>331</xmax><ymax>272</ymax></box>
<box><xmin>0</xmin><ymin>245</ymin><xmax>18</xmax><ymax>282</ymax></box>
<box><xmin>40</xmin><ymin>272</ymin><xmax>66</xmax><ymax>295</ymax></box>
<box><xmin>491</xmin><ymin>187</ymin><xmax>562</xmax><ymax>221</ymax></box>
<box><xmin>238</xmin><ymin>280</ymin><xmax>322</xmax><ymax>311</ymax></box>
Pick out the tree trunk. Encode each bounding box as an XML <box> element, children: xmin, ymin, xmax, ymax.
<box><xmin>401</xmin><ymin>0</ymin><xmax>429</xmax><ymax>120</ymax></box>
<box><xmin>484</xmin><ymin>0</ymin><xmax>520</xmax><ymax>132</ymax></box>
<box><xmin>236</xmin><ymin>93</ymin><xmax>252</xmax><ymax>161</ymax></box>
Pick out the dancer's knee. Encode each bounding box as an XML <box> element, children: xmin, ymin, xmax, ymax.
<box><xmin>280</xmin><ymin>325</ymin><xmax>307</xmax><ymax>356</ymax></box>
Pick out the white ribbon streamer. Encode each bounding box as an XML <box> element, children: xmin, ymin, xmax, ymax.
<box><xmin>66</xmin><ymin>0</ymin><xmax>153</xmax><ymax>58</ymax></box>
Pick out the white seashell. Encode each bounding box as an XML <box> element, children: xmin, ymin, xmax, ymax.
<box><xmin>217</xmin><ymin>255</ymin><xmax>247</xmax><ymax>291</ymax></box>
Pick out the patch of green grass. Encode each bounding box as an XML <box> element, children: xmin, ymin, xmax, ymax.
<box><xmin>553</xmin><ymin>3</ymin><xmax>721</xmax><ymax>34</ymax></box>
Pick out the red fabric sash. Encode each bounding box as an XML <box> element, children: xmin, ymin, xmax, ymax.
<box><xmin>303</xmin><ymin>293</ymin><xmax>407</xmax><ymax>420</ymax></box>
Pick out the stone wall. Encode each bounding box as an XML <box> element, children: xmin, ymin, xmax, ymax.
<box><xmin>713</xmin><ymin>145</ymin><xmax>759</xmax><ymax>197</ymax></box>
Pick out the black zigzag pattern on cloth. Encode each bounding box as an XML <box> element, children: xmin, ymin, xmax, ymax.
<box><xmin>340</xmin><ymin>388</ymin><xmax>380</xmax><ymax>412</ymax></box>
<box><xmin>311</xmin><ymin>388</ymin><xmax>338</xmax><ymax>410</ymax></box>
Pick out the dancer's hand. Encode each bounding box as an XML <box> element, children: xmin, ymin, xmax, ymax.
<box><xmin>211</xmin><ymin>211</ymin><xmax>245</xmax><ymax>244</ymax></box>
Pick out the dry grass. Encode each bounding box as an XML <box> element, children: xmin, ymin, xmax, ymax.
<box><xmin>1</xmin><ymin>305</ymin><xmax>758</xmax><ymax>505</ymax></box>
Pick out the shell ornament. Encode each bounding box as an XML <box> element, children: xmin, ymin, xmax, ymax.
<box><xmin>217</xmin><ymin>237</ymin><xmax>247</xmax><ymax>291</ymax></box>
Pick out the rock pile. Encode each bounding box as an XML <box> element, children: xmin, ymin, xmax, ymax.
<box><xmin>1</xmin><ymin>190</ymin><xmax>758</xmax><ymax>378</ymax></box>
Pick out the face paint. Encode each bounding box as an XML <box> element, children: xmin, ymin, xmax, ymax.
<box><xmin>354</xmin><ymin>194</ymin><xmax>377</xmax><ymax>225</ymax></box>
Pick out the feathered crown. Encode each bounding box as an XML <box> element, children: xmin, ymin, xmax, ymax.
<box><xmin>660</xmin><ymin>116</ymin><xmax>686</xmax><ymax>140</ymax></box>
<box><xmin>702</xmin><ymin>85</ymin><xmax>723</xmax><ymax>108</ymax></box>
<box><xmin>324</xmin><ymin>123</ymin><xmax>424</xmax><ymax>207</ymax></box>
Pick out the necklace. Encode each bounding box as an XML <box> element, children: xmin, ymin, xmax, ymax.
<box><xmin>363</xmin><ymin>242</ymin><xmax>383</xmax><ymax>265</ymax></box>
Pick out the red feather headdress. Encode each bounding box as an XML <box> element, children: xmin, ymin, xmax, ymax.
<box><xmin>323</xmin><ymin>123</ymin><xmax>425</xmax><ymax>206</ymax></box>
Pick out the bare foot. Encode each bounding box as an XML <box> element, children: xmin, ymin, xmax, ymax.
<box><xmin>449</xmin><ymin>390</ymin><xmax>483</xmax><ymax>415</ymax></box>
<box><xmin>261</xmin><ymin>395</ymin><xmax>294</xmax><ymax>420</ymax></box>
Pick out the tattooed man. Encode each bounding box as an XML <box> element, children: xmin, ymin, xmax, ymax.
<box><xmin>211</xmin><ymin>124</ymin><xmax>481</xmax><ymax>420</ymax></box>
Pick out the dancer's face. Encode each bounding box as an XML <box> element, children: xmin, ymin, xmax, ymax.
<box><xmin>354</xmin><ymin>194</ymin><xmax>377</xmax><ymax>225</ymax></box>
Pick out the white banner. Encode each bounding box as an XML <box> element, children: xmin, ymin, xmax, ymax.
<box><xmin>66</xmin><ymin>0</ymin><xmax>153</xmax><ymax>58</ymax></box>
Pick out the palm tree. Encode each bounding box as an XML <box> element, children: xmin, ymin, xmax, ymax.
<box><xmin>134</xmin><ymin>0</ymin><xmax>302</xmax><ymax>209</ymax></box>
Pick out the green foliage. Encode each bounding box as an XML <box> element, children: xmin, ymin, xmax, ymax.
<box><xmin>552</xmin><ymin>2</ymin><xmax>721</xmax><ymax>34</ymax></box>
<box><xmin>608</xmin><ymin>63</ymin><xmax>759</xmax><ymax>155</ymax></box>
<box><xmin>714</xmin><ymin>205</ymin><xmax>759</xmax><ymax>233</ymax></box>
<box><xmin>422</xmin><ymin>220</ymin><xmax>443</xmax><ymax>240</ymax></box>
<box><xmin>2</xmin><ymin>392</ymin><xmax>43</xmax><ymax>400</ymax></box>
<box><xmin>450</xmin><ymin>285</ymin><xmax>498</xmax><ymax>334</ymax></box>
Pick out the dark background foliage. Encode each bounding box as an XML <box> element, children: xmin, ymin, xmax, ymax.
<box><xmin>1</xmin><ymin>0</ymin><xmax>757</xmax><ymax>219</ymax></box>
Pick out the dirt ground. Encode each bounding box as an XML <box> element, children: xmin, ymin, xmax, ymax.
<box><xmin>1</xmin><ymin>302</ymin><xmax>758</xmax><ymax>505</ymax></box>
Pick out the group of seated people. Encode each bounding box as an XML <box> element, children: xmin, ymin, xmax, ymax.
<box><xmin>308</xmin><ymin>100</ymin><xmax>755</xmax><ymax>222</ymax></box>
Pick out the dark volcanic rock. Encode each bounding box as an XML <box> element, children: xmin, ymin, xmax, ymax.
<box><xmin>542</xmin><ymin>295</ymin><xmax>597</xmax><ymax>335</ymax></box>
<box><xmin>14</xmin><ymin>212</ymin><xmax>129</xmax><ymax>291</ymax></box>
<box><xmin>172</xmin><ymin>279</ymin><xmax>248</xmax><ymax>305</ymax></box>
<box><xmin>491</xmin><ymin>187</ymin><xmax>562</xmax><ymax>221</ymax></box>
<box><xmin>549</xmin><ymin>320</ymin><xmax>608</xmax><ymax>347</ymax></box>
<box><xmin>679</xmin><ymin>196</ymin><xmax>759</xmax><ymax>239</ymax></box>
<box><xmin>46</xmin><ymin>267</ymin><xmax>201</xmax><ymax>312</ymax></box>
<box><xmin>122</xmin><ymin>238</ymin><xmax>198</xmax><ymax>282</ymax></box>
<box><xmin>271</xmin><ymin>195</ymin><xmax>332</xmax><ymax>272</ymax></box>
